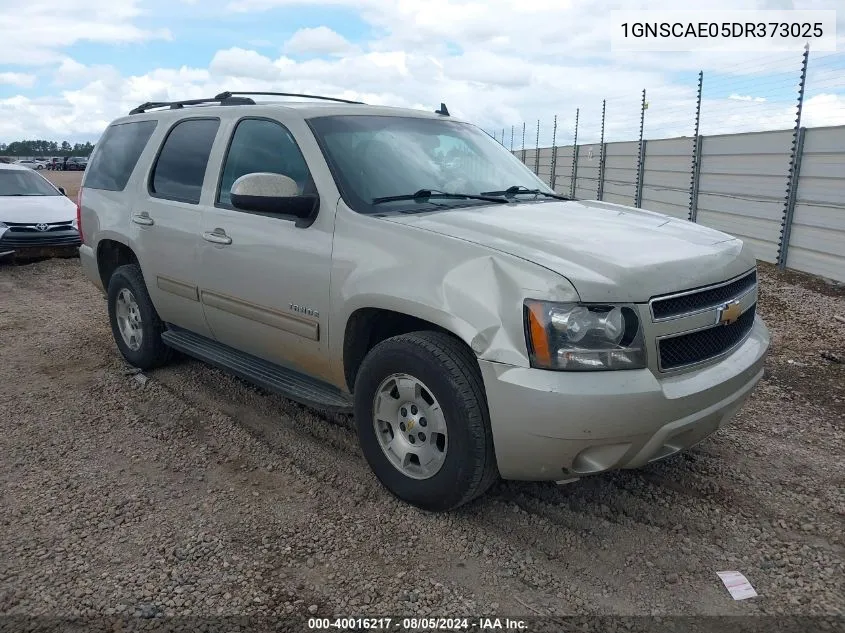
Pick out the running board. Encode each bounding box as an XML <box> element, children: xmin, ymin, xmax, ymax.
<box><xmin>161</xmin><ymin>327</ymin><xmax>353</xmax><ymax>413</ymax></box>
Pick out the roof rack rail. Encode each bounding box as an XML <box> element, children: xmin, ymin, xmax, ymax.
<box><xmin>214</xmin><ymin>91</ymin><xmax>365</xmax><ymax>105</ymax></box>
<box><xmin>128</xmin><ymin>95</ymin><xmax>255</xmax><ymax>115</ymax></box>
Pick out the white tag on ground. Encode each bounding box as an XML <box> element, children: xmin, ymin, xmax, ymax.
<box><xmin>717</xmin><ymin>571</ymin><xmax>758</xmax><ymax>600</ymax></box>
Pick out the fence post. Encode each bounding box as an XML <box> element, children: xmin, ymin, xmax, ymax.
<box><xmin>534</xmin><ymin>119</ymin><xmax>540</xmax><ymax>175</ymax></box>
<box><xmin>521</xmin><ymin>122</ymin><xmax>527</xmax><ymax>163</ymax></box>
<box><xmin>597</xmin><ymin>99</ymin><xmax>606</xmax><ymax>201</ymax></box>
<box><xmin>780</xmin><ymin>126</ymin><xmax>807</xmax><ymax>268</ymax></box>
<box><xmin>510</xmin><ymin>126</ymin><xmax>515</xmax><ymax>153</ymax></box>
<box><xmin>550</xmin><ymin>115</ymin><xmax>558</xmax><ymax>190</ymax></box>
<box><xmin>635</xmin><ymin>140</ymin><xmax>647</xmax><ymax>208</ymax></box>
<box><xmin>570</xmin><ymin>108</ymin><xmax>579</xmax><ymax>199</ymax></box>
<box><xmin>689</xmin><ymin>71</ymin><xmax>703</xmax><ymax>221</ymax></box>
<box><xmin>690</xmin><ymin>135</ymin><xmax>703</xmax><ymax>223</ymax></box>
<box><xmin>778</xmin><ymin>44</ymin><xmax>810</xmax><ymax>270</ymax></box>
<box><xmin>634</xmin><ymin>89</ymin><xmax>646</xmax><ymax>208</ymax></box>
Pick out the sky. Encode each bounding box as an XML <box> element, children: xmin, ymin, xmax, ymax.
<box><xmin>1</xmin><ymin>0</ymin><xmax>843</xmax><ymax>147</ymax></box>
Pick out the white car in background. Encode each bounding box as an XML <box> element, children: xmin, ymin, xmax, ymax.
<box><xmin>0</xmin><ymin>163</ymin><xmax>80</xmax><ymax>258</ymax></box>
<box><xmin>14</xmin><ymin>159</ymin><xmax>43</xmax><ymax>169</ymax></box>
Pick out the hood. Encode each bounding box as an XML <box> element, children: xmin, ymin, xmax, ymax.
<box><xmin>382</xmin><ymin>199</ymin><xmax>756</xmax><ymax>302</ymax></box>
<box><xmin>0</xmin><ymin>195</ymin><xmax>77</xmax><ymax>225</ymax></box>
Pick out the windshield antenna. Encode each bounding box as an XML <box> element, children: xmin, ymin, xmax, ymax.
<box><xmin>435</xmin><ymin>102</ymin><xmax>450</xmax><ymax>116</ymax></box>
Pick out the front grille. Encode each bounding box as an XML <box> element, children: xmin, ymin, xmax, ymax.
<box><xmin>0</xmin><ymin>231</ymin><xmax>80</xmax><ymax>248</ymax></box>
<box><xmin>659</xmin><ymin>304</ymin><xmax>756</xmax><ymax>370</ymax></box>
<box><xmin>5</xmin><ymin>221</ymin><xmax>74</xmax><ymax>233</ymax></box>
<box><xmin>652</xmin><ymin>270</ymin><xmax>757</xmax><ymax>320</ymax></box>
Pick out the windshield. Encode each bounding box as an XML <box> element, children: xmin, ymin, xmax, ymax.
<box><xmin>307</xmin><ymin>115</ymin><xmax>555</xmax><ymax>214</ymax></box>
<box><xmin>0</xmin><ymin>169</ymin><xmax>60</xmax><ymax>196</ymax></box>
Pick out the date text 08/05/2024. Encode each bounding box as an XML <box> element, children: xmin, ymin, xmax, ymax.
<box><xmin>308</xmin><ymin>617</ymin><xmax>529</xmax><ymax>630</ymax></box>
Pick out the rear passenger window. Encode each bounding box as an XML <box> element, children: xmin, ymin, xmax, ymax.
<box><xmin>217</xmin><ymin>118</ymin><xmax>313</xmax><ymax>207</ymax></box>
<box><xmin>85</xmin><ymin>120</ymin><xmax>157</xmax><ymax>191</ymax></box>
<box><xmin>150</xmin><ymin>118</ymin><xmax>220</xmax><ymax>204</ymax></box>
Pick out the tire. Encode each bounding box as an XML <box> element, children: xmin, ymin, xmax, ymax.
<box><xmin>354</xmin><ymin>331</ymin><xmax>498</xmax><ymax>511</ymax></box>
<box><xmin>106</xmin><ymin>264</ymin><xmax>172</xmax><ymax>370</ymax></box>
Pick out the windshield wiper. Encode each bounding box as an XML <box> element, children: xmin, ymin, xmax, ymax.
<box><xmin>480</xmin><ymin>185</ymin><xmax>570</xmax><ymax>200</ymax></box>
<box><xmin>372</xmin><ymin>189</ymin><xmax>510</xmax><ymax>205</ymax></box>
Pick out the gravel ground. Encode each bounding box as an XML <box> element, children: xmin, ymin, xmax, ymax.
<box><xmin>42</xmin><ymin>170</ymin><xmax>83</xmax><ymax>199</ymax></box>
<box><xmin>0</xmin><ymin>257</ymin><xmax>843</xmax><ymax>624</ymax></box>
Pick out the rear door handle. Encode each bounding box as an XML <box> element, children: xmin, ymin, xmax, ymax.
<box><xmin>132</xmin><ymin>212</ymin><xmax>154</xmax><ymax>226</ymax></box>
<box><xmin>202</xmin><ymin>229</ymin><xmax>232</xmax><ymax>245</ymax></box>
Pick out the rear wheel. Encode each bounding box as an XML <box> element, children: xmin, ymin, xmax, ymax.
<box><xmin>107</xmin><ymin>264</ymin><xmax>172</xmax><ymax>370</ymax></box>
<box><xmin>354</xmin><ymin>331</ymin><xmax>498</xmax><ymax>511</ymax></box>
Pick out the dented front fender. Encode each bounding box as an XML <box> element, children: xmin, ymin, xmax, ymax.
<box><xmin>328</xmin><ymin>202</ymin><xmax>579</xmax><ymax>385</ymax></box>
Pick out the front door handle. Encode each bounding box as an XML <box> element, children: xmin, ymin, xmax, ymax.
<box><xmin>202</xmin><ymin>229</ymin><xmax>232</xmax><ymax>245</ymax></box>
<box><xmin>132</xmin><ymin>212</ymin><xmax>154</xmax><ymax>226</ymax></box>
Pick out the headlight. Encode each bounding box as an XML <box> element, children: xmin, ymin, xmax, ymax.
<box><xmin>524</xmin><ymin>300</ymin><xmax>646</xmax><ymax>371</ymax></box>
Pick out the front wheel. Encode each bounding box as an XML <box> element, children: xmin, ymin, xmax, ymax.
<box><xmin>107</xmin><ymin>264</ymin><xmax>173</xmax><ymax>370</ymax></box>
<box><xmin>354</xmin><ymin>331</ymin><xmax>498</xmax><ymax>511</ymax></box>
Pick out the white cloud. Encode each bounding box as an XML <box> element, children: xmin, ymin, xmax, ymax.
<box><xmin>283</xmin><ymin>27</ymin><xmax>357</xmax><ymax>56</ymax></box>
<box><xmin>53</xmin><ymin>59</ymin><xmax>122</xmax><ymax>86</ymax></box>
<box><xmin>802</xmin><ymin>94</ymin><xmax>845</xmax><ymax>128</ymax></box>
<box><xmin>0</xmin><ymin>0</ymin><xmax>843</xmax><ymax>145</ymax></box>
<box><xmin>210</xmin><ymin>48</ymin><xmax>285</xmax><ymax>80</ymax></box>
<box><xmin>729</xmin><ymin>94</ymin><xmax>768</xmax><ymax>102</ymax></box>
<box><xmin>0</xmin><ymin>72</ymin><xmax>36</xmax><ymax>88</ymax></box>
<box><xmin>0</xmin><ymin>0</ymin><xmax>171</xmax><ymax>66</ymax></box>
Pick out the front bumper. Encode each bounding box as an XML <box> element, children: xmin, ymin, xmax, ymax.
<box><xmin>0</xmin><ymin>228</ymin><xmax>81</xmax><ymax>255</ymax></box>
<box><xmin>479</xmin><ymin>316</ymin><xmax>770</xmax><ymax>481</ymax></box>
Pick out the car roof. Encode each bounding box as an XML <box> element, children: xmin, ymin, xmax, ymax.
<box><xmin>1</xmin><ymin>163</ymin><xmax>33</xmax><ymax>171</ymax></box>
<box><xmin>108</xmin><ymin>100</ymin><xmax>468</xmax><ymax>127</ymax></box>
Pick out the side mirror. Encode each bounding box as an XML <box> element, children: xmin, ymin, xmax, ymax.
<box><xmin>230</xmin><ymin>172</ymin><xmax>319</xmax><ymax>227</ymax></box>
<box><xmin>58</xmin><ymin>187</ymin><xmax>66</xmax><ymax>195</ymax></box>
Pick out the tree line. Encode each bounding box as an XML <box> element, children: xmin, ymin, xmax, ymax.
<box><xmin>0</xmin><ymin>140</ymin><xmax>95</xmax><ymax>157</ymax></box>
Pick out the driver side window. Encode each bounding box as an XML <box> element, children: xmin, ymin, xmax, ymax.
<box><xmin>217</xmin><ymin>118</ymin><xmax>313</xmax><ymax>207</ymax></box>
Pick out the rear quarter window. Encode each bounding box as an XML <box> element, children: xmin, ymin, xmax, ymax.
<box><xmin>149</xmin><ymin>118</ymin><xmax>220</xmax><ymax>205</ymax></box>
<box><xmin>85</xmin><ymin>120</ymin><xmax>158</xmax><ymax>191</ymax></box>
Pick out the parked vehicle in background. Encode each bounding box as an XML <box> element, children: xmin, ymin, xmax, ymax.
<box><xmin>65</xmin><ymin>157</ymin><xmax>88</xmax><ymax>171</ymax></box>
<box><xmin>77</xmin><ymin>92</ymin><xmax>770</xmax><ymax>511</ymax></box>
<box><xmin>13</xmin><ymin>159</ymin><xmax>40</xmax><ymax>169</ymax></box>
<box><xmin>0</xmin><ymin>163</ymin><xmax>80</xmax><ymax>259</ymax></box>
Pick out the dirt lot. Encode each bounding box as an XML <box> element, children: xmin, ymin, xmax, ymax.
<box><xmin>0</xmin><ymin>255</ymin><xmax>843</xmax><ymax>624</ymax></box>
<box><xmin>43</xmin><ymin>170</ymin><xmax>83</xmax><ymax>199</ymax></box>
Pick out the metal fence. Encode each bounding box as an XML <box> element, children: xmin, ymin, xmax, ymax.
<box><xmin>494</xmin><ymin>46</ymin><xmax>845</xmax><ymax>283</ymax></box>
<box><xmin>510</xmin><ymin>124</ymin><xmax>845</xmax><ymax>283</ymax></box>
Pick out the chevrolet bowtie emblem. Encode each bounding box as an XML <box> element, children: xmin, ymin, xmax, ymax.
<box><xmin>717</xmin><ymin>300</ymin><xmax>742</xmax><ymax>326</ymax></box>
